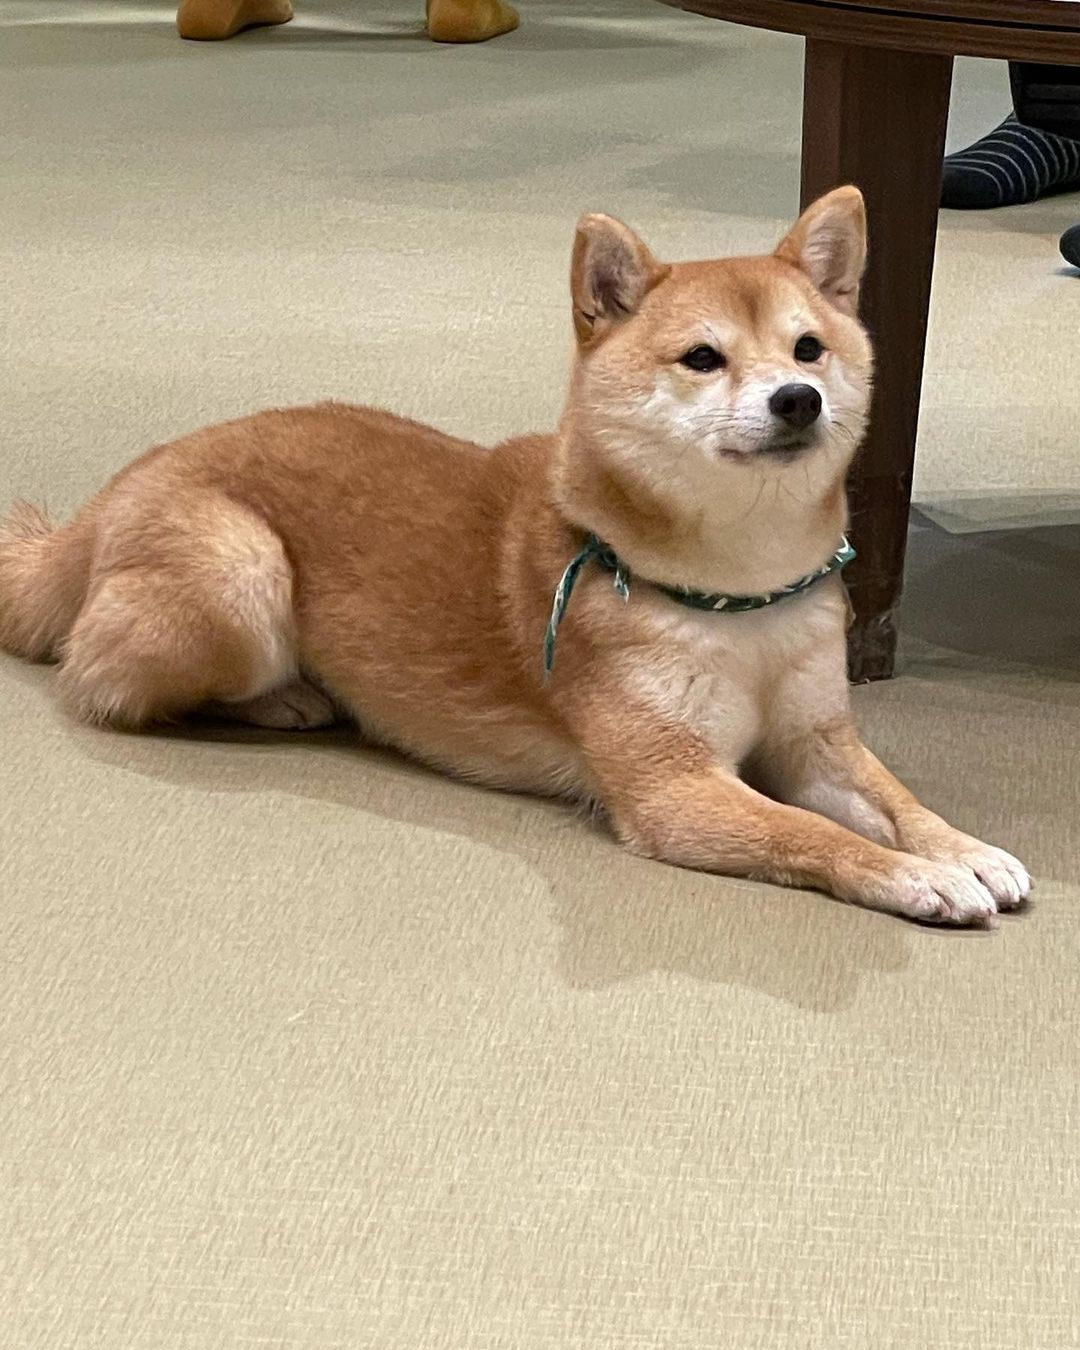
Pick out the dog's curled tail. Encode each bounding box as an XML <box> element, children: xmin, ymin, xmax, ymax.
<box><xmin>0</xmin><ymin>502</ymin><xmax>92</xmax><ymax>661</ymax></box>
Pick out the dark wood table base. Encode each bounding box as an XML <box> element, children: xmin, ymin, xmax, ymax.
<box><xmin>802</xmin><ymin>41</ymin><xmax>953</xmax><ymax>681</ymax></box>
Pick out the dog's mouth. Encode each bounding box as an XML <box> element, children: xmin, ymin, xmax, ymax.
<box><xmin>758</xmin><ymin>428</ymin><xmax>819</xmax><ymax>460</ymax></box>
<box><xmin>714</xmin><ymin>426</ymin><xmax>822</xmax><ymax>463</ymax></box>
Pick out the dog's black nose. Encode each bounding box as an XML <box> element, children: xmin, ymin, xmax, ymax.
<box><xmin>768</xmin><ymin>383</ymin><xmax>822</xmax><ymax>431</ymax></box>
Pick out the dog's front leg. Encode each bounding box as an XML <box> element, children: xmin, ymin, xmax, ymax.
<box><xmin>577</xmin><ymin>707</ymin><xmax>1001</xmax><ymax>925</ymax></box>
<box><xmin>757</xmin><ymin>713</ymin><xmax>1031</xmax><ymax>913</ymax></box>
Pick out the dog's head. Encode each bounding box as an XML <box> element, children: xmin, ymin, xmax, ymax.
<box><xmin>558</xmin><ymin>189</ymin><xmax>872</xmax><ymax>582</ymax></box>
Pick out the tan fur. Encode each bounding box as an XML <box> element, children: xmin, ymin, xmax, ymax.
<box><xmin>0</xmin><ymin>502</ymin><xmax>93</xmax><ymax>661</ymax></box>
<box><xmin>0</xmin><ymin>189</ymin><xmax>1030</xmax><ymax>925</ymax></box>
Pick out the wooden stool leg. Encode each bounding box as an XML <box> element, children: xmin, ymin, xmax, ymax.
<box><xmin>800</xmin><ymin>40</ymin><xmax>953</xmax><ymax>682</ymax></box>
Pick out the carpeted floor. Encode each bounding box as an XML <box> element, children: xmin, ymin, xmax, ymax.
<box><xmin>1</xmin><ymin>3</ymin><xmax>1078</xmax><ymax>1347</ymax></box>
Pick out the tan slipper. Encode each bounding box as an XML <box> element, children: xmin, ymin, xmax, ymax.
<box><xmin>177</xmin><ymin>0</ymin><xmax>294</xmax><ymax>40</ymax></box>
<box><xmin>426</xmin><ymin>0</ymin><xmax>519</xmax><ymax>43</ymax></box>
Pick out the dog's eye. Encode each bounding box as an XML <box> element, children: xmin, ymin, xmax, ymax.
<box><xmin>679</xmin><ymin>345</ymin><xmax>726</xmax><ymax>372</ymax></box>
<box><xmin>794</xmin><ymin>334</ymin><xmax>825</xmax><ymax>363</ymax></box>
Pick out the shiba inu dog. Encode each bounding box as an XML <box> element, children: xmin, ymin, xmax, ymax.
<box><xmin>0</xmin><ymin>187</ymin><xmax>1029</xmax><ymax>925</ymax></box>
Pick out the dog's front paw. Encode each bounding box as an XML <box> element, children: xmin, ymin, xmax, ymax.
<box><xmin>868</xmin><ymin>857</ymin><xmax>1000</xmax><ymax>928</ymax></box>
<box><xmin>923</xmin><ymin>834</ymin><xmax>1032</xmax><ymax>912</ymax></box>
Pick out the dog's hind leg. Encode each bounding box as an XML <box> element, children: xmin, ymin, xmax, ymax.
<box><xmin>58</xmin><ymin>493</ymin><xmax>300</xmax><ymax>729</ymax></box>
<box><xmin>202</xmin><ymin>678</ymin><xmax>339</xmax><ymax>730</ymax></box>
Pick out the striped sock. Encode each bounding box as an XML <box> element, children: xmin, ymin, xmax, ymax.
<box><xmin>942</xmin><ymin>115</ymin><xmax>1080</xmax><ymax>209</ymax></box>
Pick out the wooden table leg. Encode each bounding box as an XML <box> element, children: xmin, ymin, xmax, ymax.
<box><xmin>800</xmin><ymin>39</ymin><xmax>953</xmax><ymax>682</ymax></box>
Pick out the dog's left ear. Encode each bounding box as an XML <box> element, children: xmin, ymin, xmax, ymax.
<box><xmin>775</xmin><ymin>186</ymin><xmax>866</xmax><ymax>317</ymax></box>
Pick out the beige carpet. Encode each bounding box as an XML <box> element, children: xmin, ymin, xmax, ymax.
<box><xmin>2</xmin><ymin>3</ymin><xmax>1079</xmax><ymax>1346</ymax></box>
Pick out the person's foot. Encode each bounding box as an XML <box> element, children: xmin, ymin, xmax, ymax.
<box><xmin>1060</xmin><ymin>223</ymin><xmax>1080</xmax><ymax>269</ymax></box>
<box><xmin>942</xmin><ymin>115</ymin><xmax>1080</xmax><ymax>209</ymax></box>
<box><xmin>177</xmin><ymin>0</ymin><xmax>293</xmax><ymax>40</ymax></box>
<box><xmin>426</xmin><ymin>0</ymin><xmax>519</xmax><ymax>42</ymax></box>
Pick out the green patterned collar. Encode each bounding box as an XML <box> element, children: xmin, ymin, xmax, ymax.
<box><xmin>544</xmin><ymin>533</ymin><xmax>855</xmax><ymax>675</ymax></box>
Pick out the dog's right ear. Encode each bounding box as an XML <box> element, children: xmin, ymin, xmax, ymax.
<box><xmin>571</xmin><ymin>214</ymin><xmax>668</xmax><ymax>346</ymax></box>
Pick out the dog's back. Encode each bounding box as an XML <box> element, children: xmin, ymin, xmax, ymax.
<box><xmin>0</xmin><ymin>401</ymin><xmax>579</xmax><ymax>788</ymax></box>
